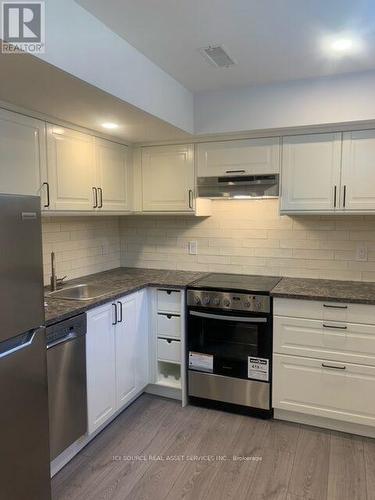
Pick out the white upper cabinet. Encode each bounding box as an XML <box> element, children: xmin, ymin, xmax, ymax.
<box><xmin>280</xmin><ymin>133</ymin><xmax>342</xmax><ymax>212</ymax></box>
<box><xmin>95</xmin><ymin>138</ymin><xmax>132</xmax><ymax>212</ymax></box>
<box><xmin>46</xmin><ymin>124</ymin><xmax>96</xmax><ymax>211</ymax></box>
<box><xmin>142</xmin><ymin>144</ymin><xmax>195</xmax><ymax>212</ymax></box>
<box><xmin>197</xmin><ymin>138</ymin><xmax>280</xmax><ymax>177</ymax></box>
<box><xmin>341</xmin><ymin>130</ymin><xmax>375</xmax><ymax>211</ymax></box>
<box><xmin>0</xmin><ymin>108</ymin><xmax>47</xmax><ymax>202</ymax></box>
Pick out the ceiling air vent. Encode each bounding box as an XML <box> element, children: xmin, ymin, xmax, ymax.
<box><xmin>199</xmin><ymin>45</ymin><xmax>236</xmax><ymax>68</ymax></box>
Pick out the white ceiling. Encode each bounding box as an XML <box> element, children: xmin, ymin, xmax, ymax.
<box><xmin>76</xmin><ymin>0</ymin><xmax>375</xmax><ymax>92</ymax></box>
<box><xmin>0</xmin><ymin>49</ymin><xmax>190</xmax><ymax>143</ymax></box>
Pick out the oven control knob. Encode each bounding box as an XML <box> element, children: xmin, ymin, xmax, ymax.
<box><xmin>244</xmin><ymin>301</ymin><xmax>251</xmax><ymax>308</ymax></box>
<box><xmin>194</xmin><ymin>296</ymin><xmax>201</xmax><ymax>305</ymax></box>
<box><xmin>254</xmin><ymin>300</ymin><xmax>261</xmax><ymax>310</ymax></box>
<box><xmin>212</xmin><ymin>298</ymin><xmax>220</xmax><ymax>306</ymax></box>
<box><xmin>203</xmin><ymin>296</ymin><xmax>211</xmax><ymax>305</ymax></box>
<box><xmin>223</xmin><ymin>299</ymin><xmax>231</xmax><ymax>307</ymax></box>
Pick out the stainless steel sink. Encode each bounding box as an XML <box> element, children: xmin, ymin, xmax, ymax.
<box><xmin>48</xmin><ymin>284</ymin><xmax>108</xmax><ymax>301</ymax></box>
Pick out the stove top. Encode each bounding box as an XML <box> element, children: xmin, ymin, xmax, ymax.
<box><xmin>189</xmin><ymin>273</ymin><xmax>281</xmax><ymax>294</ymax></box>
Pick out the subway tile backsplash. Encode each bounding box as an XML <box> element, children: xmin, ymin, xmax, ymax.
<box><xmin>42</xmin><ymin>216</ymin><xmax>121</xmax><ymax>285</ymax></box>
<box><xmin>41</xmin><ymin>201</ymin><xmax>375</xmax><ymax>285</ymax></box>
<box><xmin>120</xmin><ymin>199</ymin><xmax>375</xmax><ymax>282</ymax></box>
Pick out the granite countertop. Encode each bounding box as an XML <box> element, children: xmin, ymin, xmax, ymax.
<box><xmin>45</xmin><ymin>268</ymin><xmax>375</xmax><ymax>326</ymax></box>
<box><xmin>45</xmin><ymin>267</ymin><xmax>207</xmax><ymax>326</ymax></box>
<box><xmin>271</xmin><ymin>277</ymin><xmax>375</xmax><ymax>305</ymax></box>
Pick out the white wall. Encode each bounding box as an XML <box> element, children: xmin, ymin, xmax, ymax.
<box><xmin>194</xmin><ymin>70</ymin><xmax>375</xmax><ymax>135</ymax></box>
<box><xmin>38</xmin><ymin>0</ymin><xmax>194</xmax><ymax>133</ymax></box>
<box><xmin>42</xmin><ymin>216</ymin><xmax>121</xmax><ymax>285</ymax></box>
<box><xmin>121</xmin><ymin>199</ymin><xmax>375</xmax><ymax>282</ymax></box>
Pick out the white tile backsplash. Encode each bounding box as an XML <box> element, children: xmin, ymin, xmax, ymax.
<box><xmin>42</xmin><ymin>216</ymin><xmax>121</xmax><ymax>285</ymax></box>
<box><xmin>120</xmin><ymin>199</ymin><xmax>375</xmax><ymax>282</ymax></box>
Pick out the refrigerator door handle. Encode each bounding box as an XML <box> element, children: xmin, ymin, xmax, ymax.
<box><xmin>0</xmin><ymin>330</ymin><xmax>37</xmax><ymax>359</ymax></box>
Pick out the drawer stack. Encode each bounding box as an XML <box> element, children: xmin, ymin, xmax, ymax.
<box><xmin>273</xmin><ymin>298</ymin><xmax>375</xmax><ymax>428</ymax></box>
<box><xmin>155</xmin><ymin>289</ymin><xmax>182</xmax><ymax>388</ymax></box>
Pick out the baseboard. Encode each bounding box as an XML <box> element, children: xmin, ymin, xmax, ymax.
<box><xmin>274</xmin><ymin>409</ymin><xmax>375</xmax><ymax>438</ymax></box>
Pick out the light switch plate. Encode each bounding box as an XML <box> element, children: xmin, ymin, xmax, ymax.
<box><xmin>188</xmin><ymin>240</ymin><xmax>198</xmax><ymax>255</ymax></box>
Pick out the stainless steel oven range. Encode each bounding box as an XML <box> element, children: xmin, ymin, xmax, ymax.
<box><xmin>186</xmin><ymin>273</ymin><xmax>281</xmax><ymax>418</ymax></box>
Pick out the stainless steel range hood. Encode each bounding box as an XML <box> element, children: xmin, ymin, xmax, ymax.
<box><xmin>197</xmin><ymin>174</ymin><xmax>279</xmax><ymax>199</ymax></box>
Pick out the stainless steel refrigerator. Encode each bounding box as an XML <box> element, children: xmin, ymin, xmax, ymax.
<box><xmin>0</xmin><ymin>194</ymin><xmax>51</xmax><ymax>500</ymax></box>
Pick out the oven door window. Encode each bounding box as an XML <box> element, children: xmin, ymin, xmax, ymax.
<box><xmin>188</xmin><ymin>310</ymin><xmax>270</xmax><ymax>380</ymax></box>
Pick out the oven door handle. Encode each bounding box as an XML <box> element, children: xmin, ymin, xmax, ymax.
<box><xmin>189</xmin><ymin>310</ymin><xmax>267</xmax><ymax>323</ymax></box>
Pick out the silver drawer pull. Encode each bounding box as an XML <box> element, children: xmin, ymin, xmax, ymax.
<box><xmin>322</xmin><ymin>363</ymin><xmax>346</xmax><ymax>370</ymax></box>
<box><xmin>323</xmin><ymin>304</ymin><xmax>348</xmax><ymax>309</ymax></box>
<box><xmin>323</xmin><ymin>324</ymin><xmax>347</xmax><ymax>330</ymax></box>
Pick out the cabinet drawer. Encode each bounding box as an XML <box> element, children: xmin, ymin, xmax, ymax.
<box><xmin>157</xmin><ymin>338</ymin><xmax>181</xmax><ymax>364</ymax></box>
<box><xmin>274</xmin><ymin>298</ymin><xmax>375</xmax><ymax>325</ymax></box>
<box><xmin>157</xmin><ymin>289</ymin><xmax>181</xmax><ymax>313</ymax></box>
<box><xmin>157</xmin><ymin>313</ymin><xmax>181</xmax><ymax>339</ymax></box>
<box><xmin>274</xmin><ymin>316</ymin><xmax>375</xmax><ymax>366</ymax></box>
<box><xmin>273</xmin><ymin>354</ymin><xmax>375</xmax><ymax>427</ymax></box>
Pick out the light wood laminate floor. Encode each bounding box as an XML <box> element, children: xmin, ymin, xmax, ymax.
<box><xmin>52</xmin><ymin>394</ymin><xmax>375</xmax><ymax>500</ymax></box>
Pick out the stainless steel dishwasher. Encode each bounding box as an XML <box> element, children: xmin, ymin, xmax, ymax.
<box><xmin>46</xmin><ymin>313</ymin><xmax>87</xmax><ymax>461</ymax></box>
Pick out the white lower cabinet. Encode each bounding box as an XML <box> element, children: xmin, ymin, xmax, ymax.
<box><xmin>273</xmin><ymin>354</ymin><xmax>375</xmax><ymax>427</ymax></box>
<box><xmin>86</xmin><ymin>290</ymin><xmax>149</xmax><ymax>435</ymax></box>
<box><xmin>115</xmin><ymin>294</ymin><xmax>138</xmax><ymax>409</ymax></box>
<box><xmin>273</xmin><ymin>297</ymin><xmax>375</xmax><ymax>433</ymax></box>
<box><xmin>86</xmin><ymin>303</ymin><xmax>117</xmax><ymax>434</ymax></box>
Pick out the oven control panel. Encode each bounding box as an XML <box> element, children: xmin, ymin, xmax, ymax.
<box><xmin>187</xmin><ymin>290</ymin><xmax>270</xmax><ymax>313</ymax></box>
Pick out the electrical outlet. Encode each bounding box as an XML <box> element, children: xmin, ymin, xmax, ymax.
<box><xmin>356</xmin><ymin>242</ymin><xmax>368</xmax><ymax>262</ymax></box>
<box><xmin>188</xmin><ymin>240</ymin><xmax>198</xmax><ymax>255</ymax></box>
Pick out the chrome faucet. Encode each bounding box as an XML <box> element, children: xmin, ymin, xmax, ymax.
<box><xmin>50</xmin><ymin>252</ymin><xmax>67</xmax><ymax>291</ymax></box>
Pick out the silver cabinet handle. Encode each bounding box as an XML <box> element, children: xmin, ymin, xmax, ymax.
<box><xmin>343</xmin><ymin>185</ymin><xmax>347</xmax><ymax>208</ymax></box>
<box><xmin>112</xmin><ymin>303</ymin><xmax>118</xmax><ymax>325</ymax></box>
<box><xmin>225</xmin><ymin>170</ymin><xmax>246</xmax><ymax>174</ymax></box>
<box><xmin>323</xmin><ymin>304</ymin><xmax>348</xmax><ymax>309</ymax></box>
<box><xmin>98</xmin><ymin>188</ymin><xmax>103</xmax><ymax>208</ymax></box>
<box><xmin>323</xmin><ymin>324</ymin><xmax>347</xmax><ymax>330</ymax></box>
<box><xmin>333</xmin><ymin>185</ymin><xmax>337</xmax><ymax>208</ymax></box>
<box><xmin>43</xmin><ymin>182</ymin><xmax>50</xmax><ymax>208</ymax></box>
<box><xmin>189</xmin><ymin>310</ymin><xmax>267</xmax><ymax>323</ymax></box>
<box><xmin>322</xmin><ymin>363</ymin><xmax>346</xmax><ymax>370</ymax></box>
<box><xmin>92</xmin><ymin>187</ymin><xmax>98</xmax><ymax>208</ymax></box>
<box><xmin>188</xmin><ymin>189</ymin><xmax>193</xmax><ymax>209</ymax></box>
<box><xmin>117</xmin><ymin>301</ymin><xmax>123</xmax><ymax>323</ymax></box>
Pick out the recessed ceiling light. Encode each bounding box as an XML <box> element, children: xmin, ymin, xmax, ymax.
<box><xmin>331</xmin><ymin>38</ymin><xmax>354</xmax><ymax>53</ymax></box>
<box><xmin>102</xmin><ymin>122</ymin><xmax>119</xmax><ymax>129</ymax></box>
<box><xmin>322</xmin><ymin>34</ymin><xmax>362</xmax><ymax>57</ymax></box>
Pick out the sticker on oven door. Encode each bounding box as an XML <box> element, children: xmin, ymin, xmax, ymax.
<box><xmin>248</xmin><ymin>357</ymin><xmax>269</xmax><ymax>381</ymax></box>
<box><xmin>189</xmin><ymin>352</ymin><xmax>213</xmax><ymax>372</ymax></box>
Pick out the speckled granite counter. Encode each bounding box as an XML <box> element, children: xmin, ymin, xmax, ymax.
<box><xmin>271</xmin><ymin>277</ymin><xmax>375</xmax><ymax>305</ymax></box>
<box><xmin>45</xmin><ymin>267</ymin><xmax>206</xmax><ymax>326</ymax></box>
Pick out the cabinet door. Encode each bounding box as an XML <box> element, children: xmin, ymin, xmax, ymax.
<box><xmin>142</xmin><ymin>144</ymin><xmax>194</xmax><ymax>211</ymax></box>
<box><xmin>341</xmin><ymin>130</ymin><xmax>375</xmax><ymax>210</ymax></box>
<box><xmin>197</xmin><ymin>138</ymin><xmax>280</xmax><ymax>177</ymax></box>
<box><xmin>273</xmin><ymin>353</ymin><xmax>375</xmax><ymax>427</ymax></box>
<box><xmin>0</xmin><ymin>109</ymin><xmax>47</xmax><ymax>202</ymax></box>
<box><xmin>46</xmin><ymin>124</ymin><xmax>96</xmax><ymax>211</ymax></box>
<box><xmin>95</xmin><ymin>138</ymin><xmax>131</xmax><ymax>211</ymax></box>
<box><xmin>136</xmin><ymin>290</ymin><xmax>149</xmax><ymax>391</ymax></box>
<box><xmin>115</xmin><ymin>293</ymin><xmax>138</xmax><ymax>409</ymax></box>
<box><xmin>86</xmin><ymin>303</ymin><xmax>116</xmax><ymax>434</ymax></box>
<box><xmin>281</xmin><ymin>133</ymin><xmax>342</xmax><ymax>212</ymax></box>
